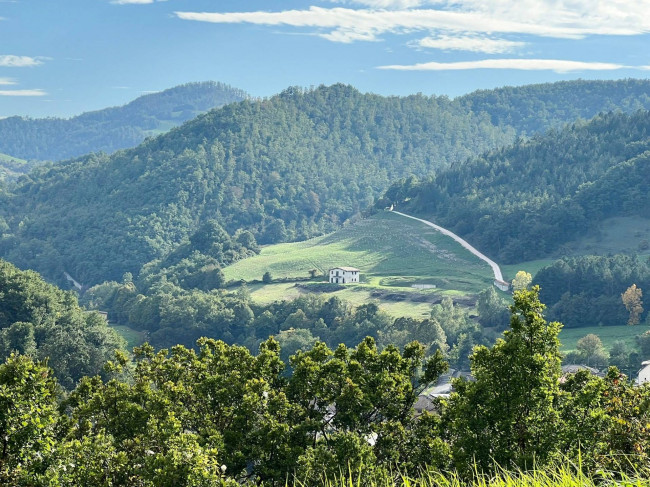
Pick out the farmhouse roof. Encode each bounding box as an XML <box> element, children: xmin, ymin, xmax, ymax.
<box><xmin>561</xmin><ymin>364</ymin><xmax>601</xmax><ymax>376</ymax></box>
<box><xmin>331</xmin><ymin>266</ymin><xmax>360</xmax><ymax>272</ymax></box>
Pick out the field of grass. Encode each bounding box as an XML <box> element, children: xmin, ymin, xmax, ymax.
<box><xmin>226</xmin><ymin>212</ymin><xmax>496</xmax><ymax>316</ymax></box>
<box><xmin>558</xmin><ymin>324</ymin><xmax>646</xmax><ymax>352</ymax></box>
<box><xmin>298</xmin><ymin>466</ymin><xmax>650</xmax><ymax>487</ymax></box>
<box><xmin>226</xmin><ymin>212</ymin><xmax>494</xmax><ymax>290</ymax></box>
<box><xmin>564</xmin><ymin>216</ymin><xmax>650</xmax><ymax>257</ymax></box>
<box><xmin>248</xmin><ymin>281</ymin><xmax>437</xmax><ymax>319</ymax></box>
<box><xmin>111</xmin><ymin>324</ymin><xmax>146</xmax><ymax>350</ymax></box>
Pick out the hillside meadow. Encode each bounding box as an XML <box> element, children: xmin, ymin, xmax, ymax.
<box><xmin>223</xmin><ymin>211</ymin><xmax>496</xmax><ymax>316</ymax></box>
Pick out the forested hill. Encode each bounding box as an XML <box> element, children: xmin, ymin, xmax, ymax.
<box><xmin>457</xmin><ymin>78</ymin><xmax>650</xmax><ymax>135</ymax></box>
<box><xmin>0</xmin><ymin>81</ymin><xmax>248</xmax><ymax>162</ymax></box>
<box><xmin>0</xmin><ymin>84</ymin><xmax>514</xmax><ymax>285</ymax></box>
<box><xmin>2</xmin><ymin>80</ymin><xmax>650</xmax><ymax>286</ymax></box>
<box><xmin>381</xmin><ymin>110</ymin><xmax>650</xmax><ymax>263</ymax></box>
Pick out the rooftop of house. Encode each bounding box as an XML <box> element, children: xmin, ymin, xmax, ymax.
<box><xmin>561</xmin><ymin>364</ymin><xmax>602</xmax><ymax>376</ymax></box>
<box><xmin>330</xmin><ymin>266</ymin><xmax>360</xmax><ymax>272</ymax></box>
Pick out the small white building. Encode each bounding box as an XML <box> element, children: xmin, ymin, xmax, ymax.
<box><xmin>329</xmin><ymin>267</ymin><xmax>360</xmax><ymax>284</ymax></box>
<box><xmin>637</xmin><ymin>361</ymin><xmax>650</xmax><ymax>385</ymax></box>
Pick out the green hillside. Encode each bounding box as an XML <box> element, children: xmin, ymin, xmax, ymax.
<box><xmin>0</xmin><ymin>84</ymin><xmax>514</xmax><ymax>286</ymax></box>
<box><xmin>384</xmin><ymin>110</ymin><xmax>650</xmax><ymax>264</ymax></box>
<box><xmin>2</xmin><ymin>80</ymin><xmax>650</xmax><ymax>288</ymax></box>
<box><xmin>458</xmin><ymin>78</ymin><xmax>650</xmax><ymax>135</ymax></box>
<box><xmin>225</xmin><ymin>211</ymin><xmax>493</xmax><ymax>290</ymax></box>
<box><xmin>0</xmin><ymin>81</ymin><xmax>248</xmax><ymax>162</ymax></box>
<box><xmin>224</xmin><ymin>211</ymin><xmax>495</xmax><ymax>317</ymax></box>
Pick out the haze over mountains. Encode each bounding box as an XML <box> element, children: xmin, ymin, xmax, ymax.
<box><xmin>0</xmin><ymin>81</ymin><xmax>248</xmax><ymax>164</ymax></box>
<box><xmin>1</xmin><ymin>79</ymin><xmax>650</xmax><ymax>289</ymax></box>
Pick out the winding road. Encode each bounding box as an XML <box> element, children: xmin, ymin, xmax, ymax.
<box><xmin>391</xmin><ymin>210</ymin><xmax>506</xmax><ymax>284</ymax></box>
<box><xmin>63</xmin><ymin>271</ymin><xmax>83</xmax><ymax>291</ymax></box>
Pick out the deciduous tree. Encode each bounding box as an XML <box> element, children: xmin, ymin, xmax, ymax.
<box><xmin>445</xmin><ymin>286</ymin><xmax>562</xmax><ymax>471</ymax></box>
<box><xmin>622</xmin><ymin>284</ymin><xmax>644</xmax><ymax>325</ymax></box>
<box><xmin>511</xmin><ymin>270</ymin><xmax>532</xmax><ymax>291</ymax></box>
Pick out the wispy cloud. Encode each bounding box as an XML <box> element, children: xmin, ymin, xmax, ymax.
<box><xmin>111</xmin><ymin>0</ymin><xmax>167</xmax><ymax>4</ymax></box>
<box><xmin>175</xmin><ymin>2</ymin><xmax>650</xmax><ymax>44</ymax></box>
<box><xmin>329</xmin><ymin>0</ymin><xmax>425</xmax><ymax>8</ymax></box>
<box><xmin>416</xmin><ymin>35</ymin><xmax>525</xmax><ymax>54</ymax></box>
<box><xmin>0</xmin><ymin>55</ymin><xmax>44</xmax><ymax>67</ymax></box>
<box><xmin>0</xmin><ymin>77</ymin><xmax>16</xmax><ymax>85</ymax></box>
<box><xmin>379</xmin><ymin>59</ymin><xmax>633</xmax><ymax>72</ymax></box>
<box><xmin>174</xmin><ymin>8</ymin><xmax>587</xmax><ymax>45</ymax></box>
<box><xmin>0</xmin><ymin>89</ymin><xmax>47</xmax><ymax>96</ymax></box>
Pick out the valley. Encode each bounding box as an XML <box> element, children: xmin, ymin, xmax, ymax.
<box><xmin>1</xmin><ymin>76</ymin><xmax>650</xmax><ymax>485</ymax></box>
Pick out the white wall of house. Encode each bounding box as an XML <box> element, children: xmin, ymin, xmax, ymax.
<box><xmin>329</xmin><ymin>268</ymin><xmax>360</xmax><ymax>284</ymax></box>
<box><xmin>638</xmin><ymin>362</ymin><xmax>650</xmax><ymax>385</ymax></box>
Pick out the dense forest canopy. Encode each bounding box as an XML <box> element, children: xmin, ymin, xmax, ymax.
<box><xmin>3</xmin><ymin>80</ymin><xmax>650</xmax><ymax>287</ymax></box>
<box><xmin>2</xmin><ymin>287</ymin><xmax>650</xmax><ymax>485</ymax></box>
<box><xmin>0</xmin><ymin>84</ymin><xmax>514</xmax><ymax>286</ymax></box>
<box><xmin>0</xmin><ymin>81</ymin><xmax>248</xmax><ymax>162</ymax></box>
<box><xmin>457</xmin><ymin>78</ymin><xmax>650</xmax><ymax>135</ymax></box>
<box><xmin>533</xmin><ymin>254</ymin><xmax>650</xmax><ymax>328</ymax></box>
<box><xmin>382</xmin><ymin>110</ymin><xmax>650</xmax><ymax>263</ymax></box>
<box><xmin>1</xmin><ymin>78</ymin><xmax>650</xmax><ymax>483</ymax></box>
<box><xmin>0</xmin><ymin>259</ymin><xmax>126</xmax><ymax>389</ymax></box>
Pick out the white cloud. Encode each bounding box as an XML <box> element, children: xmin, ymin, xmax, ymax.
<box><xmin>175</xmin><ymin>2</ymin><xmax>650</xmax><ymax>44</ymax></box>
<box><xmin>378</xmin><ymin>58</ymin><xmax>631</xmax><ymax>72</ymax></box>
<box><xmin>0</xmin><ymin>89</ymin><xmax>47</xmax><ymax>96</ymax></box>
<box><xmin>417</xmin><ymin>35</ymin><xmax>522</xmax><ymax>53</ymax></box>
<box><xmin>174</xmin><ymin>7</ymin><xmax>588</xmax><ymax>43</ymax></box>
<box><xmin>329</xmin><ymin>0</ymin><xmax>425</xmax><ymax>8</ymax></box>
<box><xmin>417</xmin><ymin>35</ymin><xmax>525</xmax><ymax>53</ymax></box>
<box><xmin>0</xmin><ymin>55</ymin><xmax>43</xmax><ymax>67</ymax></box>
<box><xmin>0</xmin><ymin>77</ymin><xmax>16</xmax><ymax>85</ymax></box>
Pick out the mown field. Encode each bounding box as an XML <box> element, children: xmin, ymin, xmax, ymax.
<box><xmin>110</xmin><ymin>324</ymin><xmax>146</xmax><ymax>349</ymax></box>
<box><xmin>558</xmin><ymin>324</ymin><xmax>645</xmax><ymax>352</ymax></box>
<box><xmin>225</xmin><ymin>212</ymin><xmax>493</xmax><ymax>289</ymax></box>
<box><xmin>225</xmin><ymin>212</ymin><xmax>496</xmax><ymax>317</ymax></box>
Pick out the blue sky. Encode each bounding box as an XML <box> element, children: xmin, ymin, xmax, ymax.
<box><xmin>2</xmin><ymin>0</ymin><xmax>650</xmax><ymax>118</ymax></box>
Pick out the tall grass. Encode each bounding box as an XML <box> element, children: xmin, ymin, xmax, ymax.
<box><xmin>291</xmin><ymin>464</ymin><xmax>650</xmax><ymax>487</ymax></box>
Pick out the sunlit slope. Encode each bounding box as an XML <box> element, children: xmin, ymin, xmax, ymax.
<box><xmin>224</xmin><ymin>212</ymin><xmax>494</xmax><ymax>294</ymax></box>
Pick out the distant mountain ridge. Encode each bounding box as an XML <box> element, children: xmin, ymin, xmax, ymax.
<box><xmin>457</xmin><ymin>78</ymin><xmax>650</xmax><ymax>135</ymax></box>
<box><xmin>0</xmin><ymin>81</ymin><xmax>248</xmax><ymax>162</ymax></box>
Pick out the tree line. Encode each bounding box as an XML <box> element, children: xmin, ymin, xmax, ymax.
<box><xmin>534</xmin><ymin>254</ymin><xmax>650</xmax><ymax>328</ymax></box>
<box><xmin>2</xmin><ymin>287</ymin><xmax>650</xmax><ymax>486</ymax></box>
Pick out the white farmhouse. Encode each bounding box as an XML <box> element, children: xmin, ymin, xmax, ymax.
<box><xmin>329</xmin><ymin>267</ymin><xmax>360</xmax><ymax>284</ymax></box>
<box><xmin>637</xmin><ymin>360</ymin><xmax>650</xmax><ymax>385</ymax></box>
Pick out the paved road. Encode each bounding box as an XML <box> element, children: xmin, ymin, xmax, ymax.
<box><xmin>64</xmin><ymin>271</ymin><xmax>83</xmax><ymax>291</ymax></box>
<box><xmin>391</xmin><ymin>210</ymin><xmax>505</xmax><ymax>283</ymax></box>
